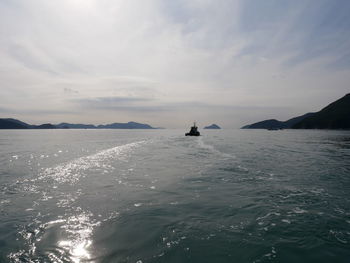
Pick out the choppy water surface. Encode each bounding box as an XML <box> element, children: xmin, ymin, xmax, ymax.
<box><xmin>0</xmin><ymin>129</ymin><xmax>349</xmax><ymax>262</ymax></box>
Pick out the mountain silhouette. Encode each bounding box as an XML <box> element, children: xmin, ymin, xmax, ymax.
<box><xmin>292</xmin><ymin>94</ymin><xmax>350</xmax><ymax>129</ymax></box>
<box><xmin>242</xmin><ymin>93</ymin><xmax>350</xmax><ymax>130</ymax></box>
<box><xmin>0</xmin><ymin>119</ymin><xmax>157</xmax><ymax>129</ymax></box>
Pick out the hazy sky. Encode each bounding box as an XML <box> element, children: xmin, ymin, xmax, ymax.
<box><xmin>0</xmin><ymin>0</ymin><xmax>349</xmax><ymax>128</ymax></box>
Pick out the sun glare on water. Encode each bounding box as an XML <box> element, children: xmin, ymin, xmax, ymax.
<box><xmin>54</xmin><ymin>211</ymin><xmax>99</xmax><ymax>263</ymax></box>
<box><xmin>58</xmin><ymin>239</ymin><xmax>92</xmax><ymax>263</ymax></box>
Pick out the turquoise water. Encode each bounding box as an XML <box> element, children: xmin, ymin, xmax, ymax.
<box><xmin>0</xmin><ymin>129</ymin><xmax>349</xmax><ymax>262</ymax></box>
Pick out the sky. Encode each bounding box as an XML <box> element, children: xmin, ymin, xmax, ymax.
<box><xmin>0</xmin><ymin>0</ymin><xmax>349</xmax><ymax>128</ymax></box>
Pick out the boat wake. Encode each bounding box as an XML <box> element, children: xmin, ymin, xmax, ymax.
<box><xmin>8</xmin><ymin>140</ymin><xmax>149</xmax><ymax>263</ymax></box>
<box><xmin>196</xmin><ymin>137</ymin><xmax>235</xmax><ymax>159</ymax></box>
<box><xmin>35</xmin><ymin>140</ymin><xmax>148</xmax><ymax>185</ymax></box>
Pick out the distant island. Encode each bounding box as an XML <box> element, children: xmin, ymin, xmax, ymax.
<box><xmin>204</xmin><ymin>124</ymin><xmax>221</xmax><ymax>129</ymax></box>
<box><xmin>0</xmin><ymin>119</ymin><xmax>157</xmax><ymax>129</ymax></box>
<box><xmin>242</xmin><ymin>93</ymin><xmax>350</xmax><ymax>130</ymax></box>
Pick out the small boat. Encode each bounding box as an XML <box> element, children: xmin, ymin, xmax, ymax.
<box><xmin>186</xmin><ymin>122</ymin><xmax>200</xmax><ymax>136</ymax></box>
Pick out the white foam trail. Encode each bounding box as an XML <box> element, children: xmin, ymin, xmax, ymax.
<box><xmin>293</xmin><ymin>207</ymin><xmax>308</xmax><ymax>214</ymax></box>
<box><xmin>9</xmin><ymin>141</ymin><xmax>148</xmax><ymax>262</ymax></box>
<box><xmin>36</xmin><ymin>140</ymin><xmax>147</xmax><ymax>184</ymax></box>
<box><xmin>197</xmin><ymin>137</ymin><xmax>235</xmax><ymax>159</ymax></box>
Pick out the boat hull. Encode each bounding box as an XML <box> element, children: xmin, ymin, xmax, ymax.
<box><xmin>185</xmin><ymin>132</ymin><xmax>200</xmax><ymax>136</ymax></box>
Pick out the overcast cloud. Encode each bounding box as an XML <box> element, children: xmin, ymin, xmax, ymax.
<box><xmin>0</xmin><ymin>0</ymin><xmax>349</xmax><ymax>128</ymax></box>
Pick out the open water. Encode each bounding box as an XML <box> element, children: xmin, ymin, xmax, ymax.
<box><xmin>0</xmin><ymin>129</ymin><xmax>349</xmax><ymax>263</ymax></box>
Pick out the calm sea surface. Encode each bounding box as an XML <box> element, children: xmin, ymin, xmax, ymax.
<box><xmin>0</xmin><ymin>129</ymin><xmax>349</xmax><ymax>263</ymax></box>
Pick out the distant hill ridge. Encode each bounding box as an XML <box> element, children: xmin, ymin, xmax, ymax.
<box><xmin>0</xmin><ymin>118</ymin><xmax>30</xmax><ymax>129</ymax></box>
<box><xmin>242</xmin><ymin>93</ymin><xmax>350</xmax><ymax>130</ymax></box>
<box><xmin>0</xmin><ymin>119</ymin><xmax>157</xmax><ymax>129</ymax></box>
<box><xmin>56</xmin><ymin>123</ymin><xmax>96</xmax><ymax>129</ymax></box>
<box><xmin>97</xmin><ymin>121</ymin><xmax>154</xmax><ymax>129</ymax></box>
<box><xmin>241</xmin><ymin>113</ymin><xmax>315</xmax><ymax>130</ymax></box>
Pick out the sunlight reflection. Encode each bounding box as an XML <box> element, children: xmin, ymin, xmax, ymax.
<box><xmin>58</xmin><ymin>239</ymin><xmax>92</xmax><ymax>263</ymax></box>
<box><xmin>56</xmin><ymin>211</ymin><xmax>99</xmax><ymax>263</ymax></box>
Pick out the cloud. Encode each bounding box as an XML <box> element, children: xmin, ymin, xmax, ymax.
<box><xmin>0</xmin><ymin>0</ymin><xmax>350</xmax><ymax>127</ymax></box>
<box><xmin>0</xmin><ymin>106</ymin><xmax>11</xmax><ymax>113</ymax></box>
<box><xmin>73</xmin><ymin>95</ymin><xmax>291</xmax><ymax>115</ymax></box>
<box><xmin>75</xmin><ymin>96</ymin><xmax>154</xmax><ymax>110</ymax></box>
<box><xmin>63</xmin><ymin>87</ymin><xmax>79</xmax><ymax>94</ymax></box>
<box><xmin>0</xmin><ymin>106</ymin><xmax>75</xmax><ymax>115</ymax></box>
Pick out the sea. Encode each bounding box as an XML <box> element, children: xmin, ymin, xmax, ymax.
<box><xmin>0</xmin><ymin>129</ymin><xmax>349</xmax><ymax>263</ymax></box>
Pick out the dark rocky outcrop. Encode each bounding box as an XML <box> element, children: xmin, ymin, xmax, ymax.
<box><xmin>204</xmin><ymin>124</ymin><xmax>221</xmax><ymax>129</ymax></box>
